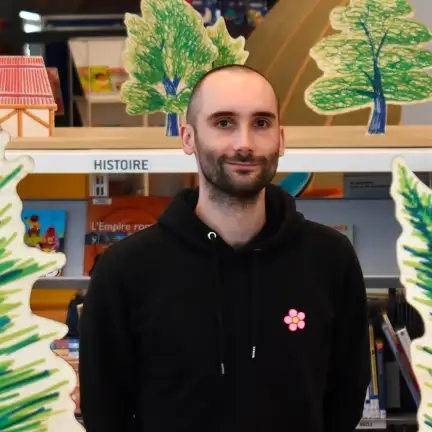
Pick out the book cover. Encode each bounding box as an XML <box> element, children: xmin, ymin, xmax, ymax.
<box><xmin>375</xmin><ymin>339</ymin><xmax>386</xmax><ymax>419</ymax></box>
<box><xmin>107</xmin><ymin>67</ymin><xmax>129</xmax><ymax>92</ymax></box>
<box><xmin>78</xmin><ymin>66</ymin><xmax>113</xmax><ymax>93</ymax></box>
<box><xmin>78</xmin><ymin>66</ymin><xmax>129</xmax><ymax>94</ymax></box>
<box><xmin>83</xmin><ymin>196</ymin><xmax>171</xmax><ymax>275</ymax></box>
<box><xmin>396</xmin><ymin>327</ymin><xmax>412</xmax><ymax>363</ymax></box>
<box><xmin>46</xmin><ymin>67</ymin><xmax>64</xmax><ymax>116</ymax></box>
<box><xmin>51</xmin><ymin>339</ymin><xmax>80</xmax><ymax>415</ymax></box>
<box><xmin>368</xmin><ymin>324</ymin><xmax>380</xmax><ymax>418</ymax></box>
<box><xmin>22</xmin><ymin>209</ymin><xmax>67</xmax><ymax>276</ymax></box>
<box><xmin>381</xmin><ymin>312</ymin><xmax>420</xmax><ymax>407</ymax></box>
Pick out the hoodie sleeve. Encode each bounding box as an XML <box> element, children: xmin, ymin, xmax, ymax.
<box><xmin>323</xmin><ymin>237</ymin><xmax>371</xmax><ymax>432</ymax></box>
<box><xmin>79</xmin><ymin>251</ymin><xmax>137</xmax><ymax>431</ymax></box>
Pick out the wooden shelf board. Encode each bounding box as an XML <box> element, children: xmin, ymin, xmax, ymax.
<box><xmin>7</xmin><ymin>125</ymin><xmax>432</xmax><ymax>151</ymax></box>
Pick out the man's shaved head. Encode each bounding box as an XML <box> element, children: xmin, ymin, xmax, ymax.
<box><xmin>180</xmin><ymin>63</ymin><xmax>284</xmax><ymax>204</ymax></box>
<box><xmin>186</xmin><ymin>64</ymin><xmax>280</xmax><ymax>127</ymax></box>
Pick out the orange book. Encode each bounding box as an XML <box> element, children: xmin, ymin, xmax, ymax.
<box><xmin>83</xmin><ymin>196</ymin><xmax>171</xmax><ymax>275</ymax></box>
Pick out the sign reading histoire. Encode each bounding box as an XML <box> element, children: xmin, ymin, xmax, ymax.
<box><xmin>92</xmin><ymin>158</ymin><xmax>150</xmax><ymax>172</ymax></box>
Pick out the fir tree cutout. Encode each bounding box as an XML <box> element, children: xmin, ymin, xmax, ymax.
<box><xmin>121</xmin><ymin>0</ymin><xmax>248</xmax><ymax>136</ymax></box>
<box><xmin>391</xmin><ymin>157</ymin><xmax>432</xmax><ymax>430</ymax></box>
<box><xmin>305</xmin><ymin>0</ymin><xmax>432</xmax><ymax>134</ymax></box>
<box><xmin>0</xmin><ymin>128</ymin><xmax>83</xmax><ymax>431</ymax></box>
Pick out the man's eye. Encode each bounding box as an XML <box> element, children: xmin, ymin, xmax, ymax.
<box><xmin>217</xmin><ymin>119</ymin><xmax>232</xmax><ymax>128</ymax></box>
<box><xmin>255</xmin><ymin>119</ymin><xmax>269</xmax><ymax>128</ymax></box>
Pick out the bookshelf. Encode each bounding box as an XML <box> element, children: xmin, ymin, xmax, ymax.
<box><xmin>6</xmin><ymin>126</ymin><xmax>432</xmax><ymax>174</ymax></box>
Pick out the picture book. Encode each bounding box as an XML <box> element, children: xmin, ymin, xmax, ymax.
<box><xmin>78</xmin><ymin>66</ymin><xmax>129</xmax><ymax>94</ymax></box>
<box><xmin>46</xmin><ymin>67</ymin><xmax>64</xmax><ymax>116</ymax></box>
<box><xmin>83</xmin><ymin>196</ymin><xmax>171</xmax><ymax>275</ymax></box>
<box><xmin>22</xmin><ymin>209</ymin><xmax>67</xmax><ymax>276</ymax></box>
<box><xmin>381</xmin><ymin>311</ymin><xmax>420</xmax><ymax>407</ymax></box>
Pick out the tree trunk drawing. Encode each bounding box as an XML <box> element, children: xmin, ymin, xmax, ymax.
<box><xmin>368</xmin><ymin>95</ymin><xmax>387</xmax><ymax>135</ymax></box>
<box><xmin>163</xmin><ymin>75</ymin><xmax>181</xmax><ymax>137</ymax></box>
<box><xmin>166</xmin><ymin>113</ymin><xmax>180</xmax><ymax>136</ymax></box>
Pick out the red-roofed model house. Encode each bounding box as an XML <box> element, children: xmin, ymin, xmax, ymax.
<box><xmin>0</xmin><ymin>56</ymin><xmax>57</xmax><ymax>137</ymax></box>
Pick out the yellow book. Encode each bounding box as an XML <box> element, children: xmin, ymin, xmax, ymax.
<box><xmin>369</xmin><ymin>324</ymin><xmax>379</xmax><ymax>397</ymax></box>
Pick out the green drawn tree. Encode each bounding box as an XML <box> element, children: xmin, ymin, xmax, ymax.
<box><xmin>206</xmin><ymin>17</ymin><xmax>249</xmax><ymax>68</ymax></box>
<box><xmin>305</xmin><ymin>0</ymin><xmax>432</xmax><ymax>134</ymax></box>
<box><xmin>391</xmin><ymin>158</ymin><xmax>432</xmax><ymax>430</ymax></box>
<box><xmin>0</xmin><ymin>130</ymin><xmax>82</xmax><ymax>431</ymax></box>
<box><xmin>121</xmin><ymin>0</ymin><xmax>248</xmax><ymax>137</ymax></box>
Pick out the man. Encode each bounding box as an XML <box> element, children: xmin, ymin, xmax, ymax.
<box><xmin>79</xmin><ymin>64</ymin><xmax>370</xmax><ymax>432</ymax></box>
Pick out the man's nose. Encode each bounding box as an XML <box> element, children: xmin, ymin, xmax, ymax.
<box><xmin>232</xmin><ymin>126</ymin><xmax>253</xmax><ymax>152</ymax></box>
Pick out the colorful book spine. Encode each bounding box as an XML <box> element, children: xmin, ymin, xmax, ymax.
<box><xmin>368</xmin><ymin>324</ymin><xmax>380</xmax><ymax>418</ymax></box>
<box><xmin>361</xmin><ymin>329</ymin><xmax>386</xmax><ymax>421</ymax></box>
<box><xmin>375</xmin><ymin>339</ymin><xmax>386</xmax><ymax>419</ymax></box>
<box><xmin>362</xmin><ymin>384</ymin><xmax>371</xmax><ymax>419</ymax></box>
<box><xmin>382</xmin><ymin>321</ymin><xmax>420</xmax><ymax>407</ymax></box>
<box><xmin>396</xmin><ymin>327</ymin><xmax>412</xmax><ymax>363</ymax></box>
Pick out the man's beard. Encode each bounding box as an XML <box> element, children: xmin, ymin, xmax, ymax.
<box><xmin>195</xmin><ymin>135</ymin><xmax>279</xmax><ymax>205</ymax></box>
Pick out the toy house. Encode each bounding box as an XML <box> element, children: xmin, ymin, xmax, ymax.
<box><xmin>0</xmin><ymin>56</ymin><xmax>57</xmax><ymax>138</ymax></box>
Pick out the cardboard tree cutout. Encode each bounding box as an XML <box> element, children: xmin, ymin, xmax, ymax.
<box><xmin>0</xmin><ymin>128</ymin><xmax>83</xmax><ymax>431</ymax></box>
<box><xmin>121</xmin><ymin>0</ymin><xmax>248</xmax><ymax>137</ymax></box>
<box><xmin>121</xmin><ymin>0</ymin><xmax>310</xmax><ymax>197</ymax></box>
<box><xmin>391</xmin><ymin>157</ymin><xmax>432</xmax><ymax>430</ymax></box>
<box><xmin>304</xmin><ymin>0</ymin><xmax>432</xmax><ymax>135</ymax></box>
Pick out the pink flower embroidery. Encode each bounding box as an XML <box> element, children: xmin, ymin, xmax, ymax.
<box><xmin>283</xmin><ymin>309</ymin><xmax>306</xmax><ymax>331</ymax></box>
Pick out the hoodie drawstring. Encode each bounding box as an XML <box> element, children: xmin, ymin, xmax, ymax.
<box><xmin>208</xmin><ymin>232</ymin><xmax>226</xmax><ymax>376</ymax></box>
<box><xmin>251</xmin><ymin>249</ymin><xmax>260</xmax><ymax>360</ymax></box>
<box><xmin>207</xmin><ymin>231</ymin><xmax>261</xmax><ymax>376</ymax></box>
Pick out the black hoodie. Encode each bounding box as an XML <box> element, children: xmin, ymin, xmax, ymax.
<box><xmin>79</xmin><ymin>184</ymin><xmax>370</xmax><ymax>432</ymax></box>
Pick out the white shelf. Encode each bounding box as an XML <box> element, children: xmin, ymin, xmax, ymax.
<box><xmin>5</xmin><ymin>148</ymin><xmax>432</xmax><ymax>174</ymax></box>
<box><xmin>32</xmin><ymin>275</ymin><xmax>400</xmax><ymax>290</ymax></box>
<box><xmin>34</xmin><ymin>277</ymin><xmax>90</xmax><ymax>290</ymax></box>
<box><xmin>364</xmin><ymin>275</ymin><xmax>401</xmax><ymax>289</ymax></box>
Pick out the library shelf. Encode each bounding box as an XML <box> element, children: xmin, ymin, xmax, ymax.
<box><xmin>5</xmin><ymin>125</ymin><xmax>432</xmax><ymax>174</ymax></box>
<box><xmin>33</xmin><ymin>275</ymin><xmax>400</xmax><ymax>290</ymax></box>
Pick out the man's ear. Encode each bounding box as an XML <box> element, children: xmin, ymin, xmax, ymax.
<box><xmin>181</xmin><ymin>124</ymin><xmax>195</xmax><ymax>155</ymax></box>
<box><xmin>278</xmin><ymin>125</ymin><xmax>285</xmax><ymax>157</ymax></box>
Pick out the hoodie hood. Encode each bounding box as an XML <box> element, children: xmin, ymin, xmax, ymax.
<box><xmin>158</xmin><ymin>184</ymin><xmax>305</xmax><ymax>376</ymax></box>
<box><xmin>158</xmin><ymin>183</ymin><xmax>305</xmax><ymax>253</ymax></box>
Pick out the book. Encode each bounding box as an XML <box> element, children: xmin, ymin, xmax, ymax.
<box><xmin>375</xmin><ymin>339</ymin><xmax>386</xmax><ymax>419</ymax></box>
<box><xmin>368</xmin><ymin>324</ymin><xmax>380</xmax><ymax>418</ymax></box>
<box><xmin>46</xmin><ymin>67</ymin><xmax>64</xmax><ymax>116</ymax></box>
<box><xmin>51</xmin><ymin>339</ymin><xmax>80</xmax><ymax>414</ymax></box>
<box><xmin>360</xmin><ymin>330</ymin><xmax>388</xmax><ymax>425</ymax></box>
<box><xmin>83</xmin><ymin>196</ymin><xmax>171</xmax><ymax>275</ymax></box>
<box><xmin>381</xmin><ymin>312</ymin><xmax>420</xmax><ymax>407</ymax></box>
<box><xmin>22</xmin><ymin>209</ymin><xmax>67</xmax><ymax>276</ymax></box>
<box><xmin>78</xmin><ymin>66</ymin><xmax>129</xmax><ymax>94</ymax></box>
<box><xmin>396</xmin><ymin>327</ymin><xmax>412</xmax><ymax>363</ymax></box>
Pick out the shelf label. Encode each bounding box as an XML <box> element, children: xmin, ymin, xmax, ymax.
<box><xmin>357</xmin><ymin>418</ymin><xmax>386</xmax><ymax>429</ymax></box>
<box><xmin>92</xmin><ymin>158</ymin><xmax>150</xmax><ymax>172</ymax></box>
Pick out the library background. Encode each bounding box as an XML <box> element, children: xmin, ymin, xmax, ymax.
<box><xmin>0</xmin><ymin>0</ymin><xmax>431</xmax><ymax>430</ymax></box>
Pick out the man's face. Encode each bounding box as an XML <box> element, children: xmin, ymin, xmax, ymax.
<box><xmin>182</xmin><ymin>70</ymin><xmax>285</xmax><ymax>199</ymax></box>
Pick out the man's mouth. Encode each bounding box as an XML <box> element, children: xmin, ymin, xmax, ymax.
<box><xmin>226</xmin><ymin>161</ymin><xmax>260</xmax><ymax>170</ymax></box>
